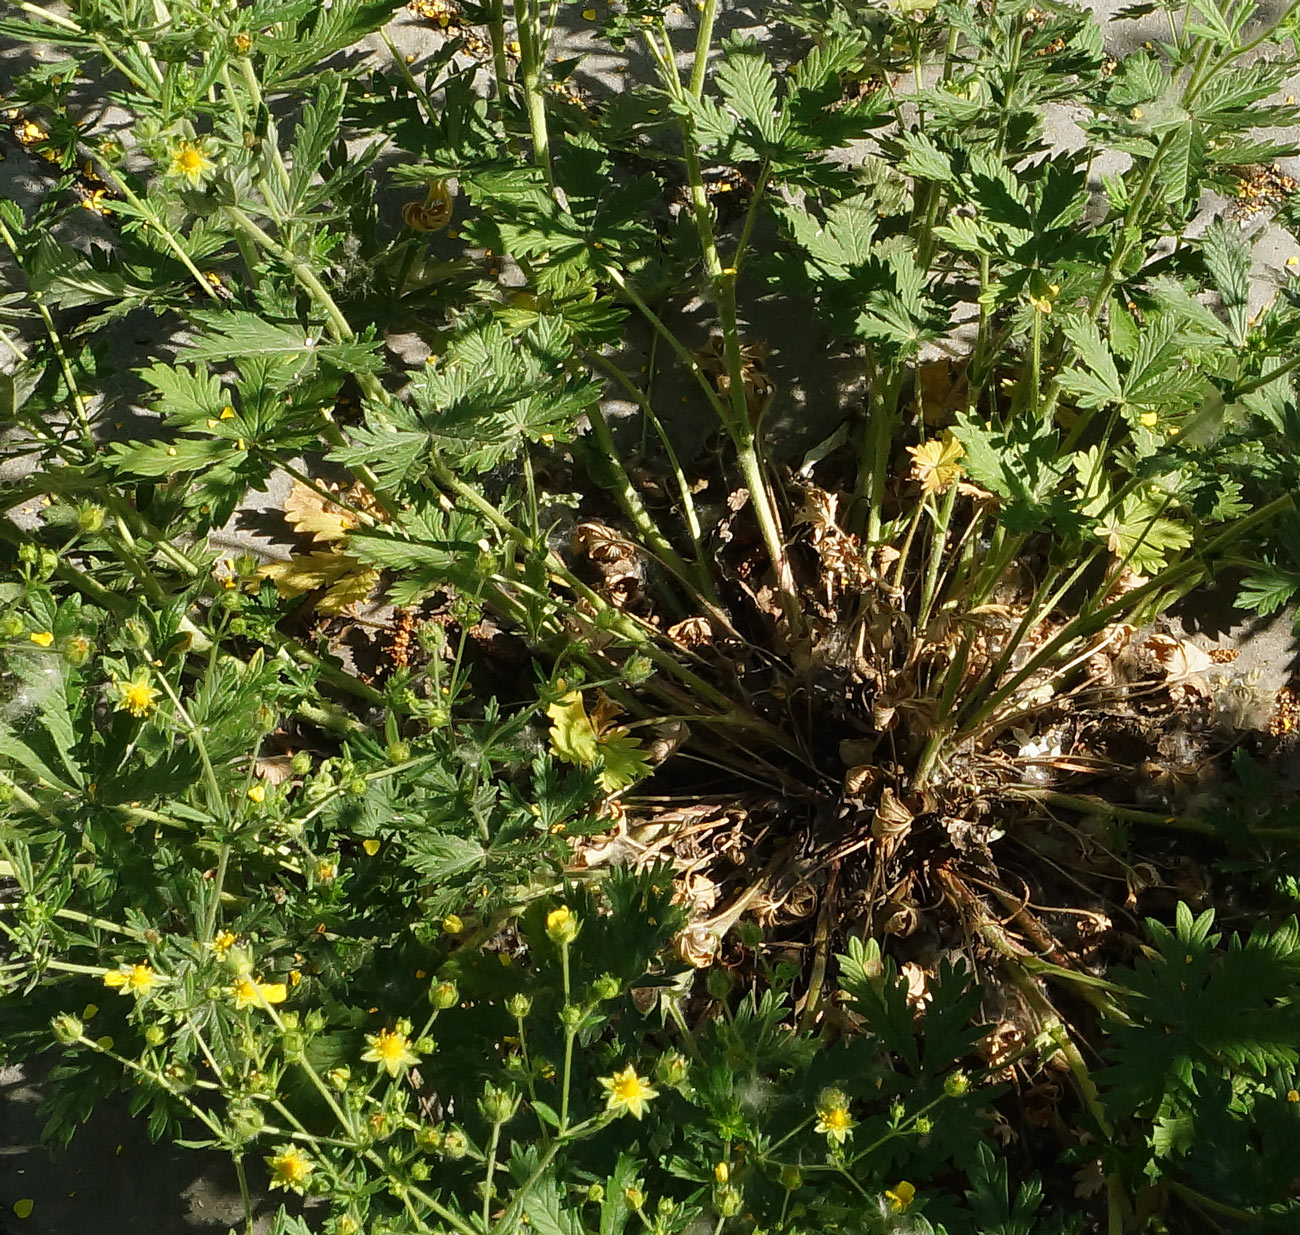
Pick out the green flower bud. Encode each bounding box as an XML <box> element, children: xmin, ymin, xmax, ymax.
<box><xmin>0</xmin><ymin>614</ymin><xmax>23</xmax><ymax>638</ymax></box>
<box><xmin>76</xmin><ymin>503</ymin><xmax>106</xmax><ymax>534</ymax></box>
<box><xmin>51</xmin><ymin>1013</ymin><xmax>84</xmax><ymax>1045</ymax></box>
<box><xmin>290</xmin><ymin>751</ymin><xmax>312</xmax><ymax>776</ymax></box>
<box><xmin>621</xmin><ymin>653</ymin><xmax>654</xmax><ymax>685</ymax></box>
<box><xmin>345</xmin><ymin>776</ymin><xmax>368</xmax><ymax>797</ymax></box>
<box><xmin>429</xmin><ymin>980</ymin><xmax>458</xmax><ymax>1010</ymax></box>
<box><xmin>61</xmin><ymin>635</ymin><xmax>92</xmax><ymax>667</ymax></box>
<box><xmin>410</xmin><ymin>1160</ymin><xmax>430</xmax><ymax>1181</ymax></box>
<box><xmin>586</xmin><ymin>1184</ymin><xmax>605</xmax><ymax>1204</ymax></box>
<box><xmin>280</xmin><ymin>1031</ymin><xmax>305</xmax><ymax>1060</ymax></box>
<box><xmin>386</xmin><ymin>740</ymin><xmax>411</xmax><ymax>765</ymax></box>
<box><xmin>478</xmin><ymin>1083</ymin><xmax>519</xmax><ymax>1125</ymax></box>
<box><xmin>705</xmin><ymin>967</ymin><xmax>731</xmax><ymax>1000</ymax></box>
<box><xmin>559</xmin><ymin>1003</ymin><xmax>582</xmax><ymax>1030</ymax></box>
<box><xmin>715</xmin><ymin>1185</ymin><xmax>742</xmax><ymax>1218</ymax></box>
<box><xmin>779</xmin><ymin>1164</ymin><xmax>803</xmax><ymax>1191</ymax></box>
<box><xmin>37</xmin><ymin>549</ymin><xmax>57</xmax><ymax>577</ymax></box>
<box><xmin>655</xmin><ymin>1050</ymin><xmax>690</xmax><ymax>1089</ymax></box>
<box><xmin>442</xmin><ymin>1128</ymin><xmax>469</xmax><ymax>1159</ymax></box>
<box><xmin>144</xmin><ymin>1025</ymin><xmax>167</xmax><ymax>1047</ymax></box>
<box><xmin>590</xmin><ymin>973</ymin><xmax>621</xmax><ymax>1001</ymax></box>
<box><xmin>506</xmin><ymin>993</ymin><xmax>532</xmax><ymax>1020</ymax></box>
<box><xmin>304</xmin><ymin>1009</ymin><xmax>326</xmax><ymax>1033</ymax></box>
<box><xmin>18</xmin><ymin>543</ymin><xmax>38</xmax><ymax>564</ymax></box>
<box><xmin>624</xmin><ymin>1186</ymin><xmax>645</xmax><ymax>1212</ymax></box>
<box><xmin>228</xmin><ymin>1101</ymin><xmax>264</xmax><ymax>1138</ymax></box>
<box><xmin>914</xmin><ymin>1116</ymin><xmax>932</xmax><ymax>1135</ymax></box>
<box><xmin>414</xmin><ymin>1125</ymin><xmax>443</xmax><ymax>1152</ymax></box>
<box><xmin>327</xmin><ymin>1066</ymin><xmax>351</xmax><ymax>1091</ymax></box>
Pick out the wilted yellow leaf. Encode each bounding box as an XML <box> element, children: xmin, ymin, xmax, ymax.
<box><xmin>545</xmin><ymin>691</ymin><xmax>650</xmax><ymax>792</ymax></box>
<box><xmin>284</xmin><ymin>480</ymin><xmax>359</xmax><ymax>544</ymax></box>
<box><xmin>259</xmin><ymin>551</ymin><xmax>378</xmax><ymax>614</ymax></box>
<box><xmin>906</xmin><ymin>434</ymin><xmax>965</xmax><ymax>498</ymax></box>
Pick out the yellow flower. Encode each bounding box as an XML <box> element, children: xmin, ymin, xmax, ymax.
<box><xmin>906</xmin><ymin>433</ymin><xmax>966</xmax><ymax>498</ymax></box>
<box><xmin>1139</xmin><ymin>411</ymin><xmax>1158</xmax><ymax>428</ymax></box>
<box><xmin>167</xmin><ymin>140</ymin><xmax>216</xmax><ymax>187</ymax></box>
<box><xmin>246</xmin><ymin>783</ymin><xmax>266</xmax><ymax>804</ymax></box>
<box><xmin>1028</xmin><ymin>293</ymin><xmax>1053</xmax><ymax>315</ymax></box>
<box><xmin>362</xmin><ymin>1023</ymin><xmax>420</xmax><ymax>1077</ymax></box>
<box><xmin>29</xmin><ymin>631</ymin><xmax>55</xmax><ymax>647</ymax></box>
<box><xmin>266</xmin><ymin>1145</ymin><xmax>314</xmax><ymax>1192</ymax></box>
<box><xmin>598</xmin><ymin>1064</ymin><xmax>659</xmax><ymax>1119</ymax></box>
<box><xmin>814</xmin><ymin>1088</ymin><xmax>855</xmax><ymax>1145</ymax></box>
<box><xmin>213</xmin><ymin>930</ymin><xmax>238</xmax><ymax>953</ymax></box>
<box><xmin>546</xmin><ymin>905</ymin><xmax>580</xmax><ymax>945</ymax></box>
<box><xmin>885</xmin><ymin>1181</ymin><xmax>916</xmax><ymax>1212</ymax></box>
<box><xmin>114</xmin><ymin>673</ymin><xmax>160</xmax><ymax>718</ymax></box>
<box><xmin>103</xmin><ymin>963</ymin><xmax>160</xmax><ymax>997</ymax></box>
<box><xmin>232</xmin><ymin>977</ymin><xmax>288</xmax><ymax>1009</ymax></box>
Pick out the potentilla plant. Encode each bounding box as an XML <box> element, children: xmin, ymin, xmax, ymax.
<box><xmin>4</xmin><ymin>0</ymin><xmax>1300</xmax><ymax>1227</ymax></box>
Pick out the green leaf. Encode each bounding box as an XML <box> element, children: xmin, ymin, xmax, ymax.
<box><xmin>405</xmin><ymin>833</ymin><xmax>487</xmax><ymax>882</ymax></box>
<box><xmin>287</xmin><ymin>79</ymin><xmax>346</xmax><ymax>215</ymax></box>
<box><xmin>1060</xmin><ymin>314</ymin><xmax>1123</xmax><ymax>407</ymax></box>
<box><xmin>1201</xmin><ymin>218</ymin><xmax>1250</xmax><ymax>345</ymax></box>
<box><xmin>896</xmin><ymin>130</ymin><xmax>953</xmax><ymax>183</ymax></box>
<box><xmin>1238</xmin><ymin>567</ymin><xmax>1296</xmax><ymax>616</ymax></box>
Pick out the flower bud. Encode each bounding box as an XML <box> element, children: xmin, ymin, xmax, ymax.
<box><xmin>442</xmin><ymin>1128</ymin><xmax>469</xmax><ymax>1159</ymax></box>
<box><xmin>559</xmin><ymin>1003</ymin><xmax>583</xmax><ymax>1031</ymax></box>
<box><xmin>281</xmin><ymin>1031</ymin><xmax>305</xmax><ymax>1060</ymax></box>
<box><xmin>0</xmin><ymin>614</ymin><xmax>22</xmax><ymax>638</ymax></box>
<box><xmin>51</xmin><ymin>1013</ymin><xmax>84</xmax><ymax>1045</ymax></box>
<box><xmin>327</xmin><ymin>1066</ymin><xmax>351</xmax><ymax>1091</ymax></box>
<box><xmin>478</xmin><ymin>1083</ymin><xmax>519</xmax><ymax>1125</ymax></box>
<box><xmin>345</xmin><ymin>776</ymin><xmax>368</xmax><ymax>797</ymax></box>
<box><xmin>76</xmin><ymin>503</ymin><xmax>106</xmax><ymax>534</ymax></box>
<box><xmin>144</xmin><ymin>1025</ymin><xmax>167</xmax><ymax>1047</ymax></box>
<box><xmin>386</xmin><ymin>740</ymin><xmax>411</xmax><ymax>764</ymax></box>
<box><xmin>779</xmin><ymin>1164</ymin><xmax>802</xmax><ymax>1191</ymax></box>
<box><xmin>713</xmin><ymin>1162</ymin><xmax>729</xmax><ymax>1184</ymax></box>
<box><xmin>506</xmin><ymin>993</ymin><xmax>532</xmax><ymax>1020</ymax></box>
<box><xmin>304</xmin><ymin>1009</ymin><xmax>326</xmax><ymax>1033</ymax></box>
<box><xmin>62</xmin><ymin>635</ymin><xmax>92</xmax><ymax>667</ymax></box>
<box><xmin>655</xmin><ymin>1050</ymin><xmax>689</xmax><ymax>1089</ymax></box>
<box><xmin>442</xmin><ymin>914</ymin><xmax>463</xmax><ymax>936</ymax></box>
<box><xmin>715</xmin><ymin>1185</ymin><xmax>742</xmax><ymax>1218</ymax></box>
<box><xmin>414</xmin><ymin>1125</ymin><xmax>443</xmax><ymax>1152</ymax></box>
<box><xmin>590</xmin><ymin>973</ymin><xmax>621</xmax><ymax>1001</ymax></box>
<box><xmin>228</xmin><ymin>1101</ymin><xmax>264</xmax><ymax>1138</ymax></box>
<box><xmin>290</xmin><ymin>751</ymin><xmax>312</xmax><ymax>776</ymax></box>
<box><xmin>914</xmin><ymin>1115</ymin><xmax>932</xmax><ymax>1135</ymax></box>
<box><xmin>624</xmin><ymin>1186</ymin><xmax>645</xmax><ymax>1211</ymax></box>
<box><xmin>586</xmin><ymin>1184</ymin><xmax>605</xmax><ymax>1204</ymax></box>
<box><xmin>429</xmin><ymin>980</ymin><xmax>458</xmax><ymax>1010</ymax></box>
<box><xmin>18</xmin><ymin>543</ymin><xmax>37</xmax><ymax>564</ymax></box>
<box><xmin>705</xmin><ymin>967</ymin><xmax>731</xmax><ymax>1000</ymax></box>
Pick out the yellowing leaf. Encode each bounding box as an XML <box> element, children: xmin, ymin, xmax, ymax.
<box><xmin>283</xmin><ymin>480</ymin><xmax>359</xmax><ymax>544</ymax></box>
<box><xmin>259</xmin><ymin>551</ymin><xmax>378</xmax><ymax>614</ymax></box>
<box><xmin>547</xmin><ymin>692</ymin><xmax>601</xmax><ymax>768</ymax></box>
<box><xmin>545</xmin><ymin>691</ymin><xmax>650</xmax><ymax>792</ymax></box>
<box><xmin>906</xmin><ymin>433</ymin><xmax>965</xmax><ymax>498</ymax></box>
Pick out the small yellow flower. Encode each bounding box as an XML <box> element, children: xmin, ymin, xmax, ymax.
<box><xmin>167</xmin><ymin>139</ymin><xmax>216</xmax><ymax>187</ymax></box>
<box><xmin>317</xmin><ymin>860</ymin><xmax>337</xmax><ymax>881</ymax></box>
<box><xmin>232</xmin><ymin>976</ymin><xmax>288</xmax><ymax>1009</ymax></box>
<box><xmin>906</xmin><ymin>433</ymin><xmax>966</xmax><ymax>498</ymax></box>
<box><xmin>246</xmin><ymin>783</ymin><xmax>266</xmax><ymax>803</ymax></box>
<box><xmin>1139</xmin><ymin>411</ymin><xmax>1158</xmax><ymax>428</ymax></box>
<box><xmin>814</xmin><ymin>1088</ymin><xmax>855</xmax><ymax>1145</ymax></box>
<box><xmin>114</xmin><ymin>672</ymin><xmax>160</xmax><ymax>718</ymax></box>
<box><xmin>213</xmin><ymin>930</ymin><xmax>238</xmax><ymax>953</ymax></box>
<box><xmin>362</xmin><ymin>837</ymin><xmax>380</xmax><ymax>855</ymax></box>
<box><xmin>1287</xmin><ymin>1089</ymin><xmax>1299</xmax><ymax>1102</ymax></box>
<box><xmin>362</xmin><ymin>1023</ymin><xmax>421</xmax><ymax>1077</ymax></box>
<box><xmin>266</xmin><ymin>1145</ymin><xmax>314</xmax><ymax>1192</ymax></box>
<box><xmin>29</xmin><ymin>631</ymin><xmax>54</xmax><ymax>647</ymax></box>
<box><xmin>598</xmin><ymin>1064</ymin><xmax>659</xmax><ymax>1119</ymax></box>
<box><xmin>1028</xmin><ymin>293</ymin><xmax>1053</xmax><ymax>315</ymax></box>
<box><xmin>103</xmin><ymin>963</ymin><xmax>160</xmax><ymax>997</ymax></box>
<box><xmin>885</xmin><ymin>1181</ymin><xmax>916</xmax><ymax>1212</ymax></box>
<box><xmin>546</xmin><ymin>905</ymin><xmax>580</xmax><ymax>945</ymax></box>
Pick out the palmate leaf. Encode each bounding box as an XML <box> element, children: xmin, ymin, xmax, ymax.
<box><xmin>185</xmin><ymin>311</ymin><xmax>384</xmax><ymax>374</ymax></box>
<box><xmin>952</xmin><ymin>411</ymin><xmax>1069</xmax><ymax>533</ymax></box>
<box><xmin>287</xmin><ymin>78</ymin><xmax>346</xmax><ymax>216</ymax></box>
